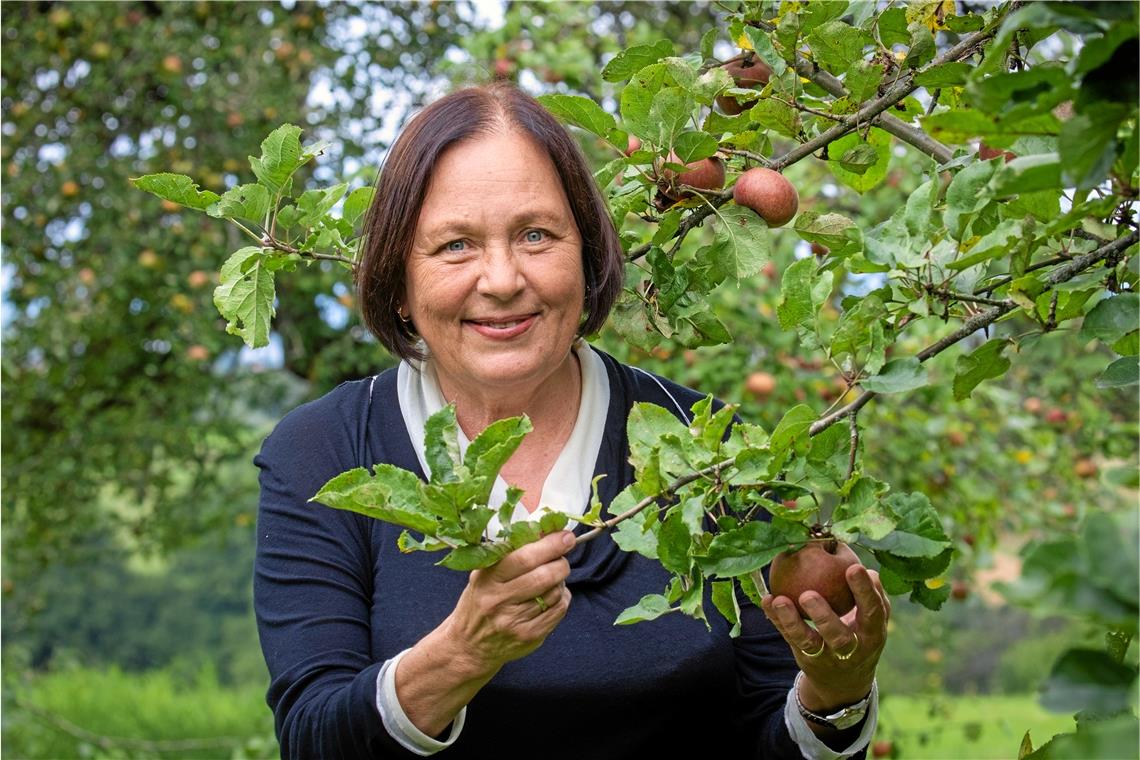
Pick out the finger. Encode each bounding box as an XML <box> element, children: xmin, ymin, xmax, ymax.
<box><xmin>848</xmin><ymin>565</ymin><xmax>888</xmax><ymax>631</ymax></box>
<box><xmin>509</xmin><ymin>555</ymin><xmax>571</xmax><ymax>601</ymax></box>
<box><xmin>490</xmin><ymin>531</ymin><xmax>575</xmax><ymax>582</ymax></box>
<box><xmin>799</xmin><ymin>593</ymin><xmax>857</xmax><ymax>655</ymax></box>
<box><xmin>525</xmin><ymin>583</ymin><xmax>566</xmax><ymax>619</ymax></box>
<box><xmin>761</xmin><ymin>595</ymin><xmax>822</xmax><ymax>657</ymax></box>
<box><xmin>865</xmin><ymin>569</ymin><xmax>892</xmax><ymax>622</ymax></box>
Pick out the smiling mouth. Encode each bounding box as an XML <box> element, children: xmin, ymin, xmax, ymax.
<box><xmin>466</xmin><ymin>313</ymin><xmax>539</xmax><ymax>338</ymax></box>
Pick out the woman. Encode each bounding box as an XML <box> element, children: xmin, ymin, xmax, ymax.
<box><xmin>254</xmin><ymin>83</ymin><xmax>889</xmax><ymax>759</ymax></box>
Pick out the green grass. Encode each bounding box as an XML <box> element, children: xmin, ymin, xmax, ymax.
<box><xmin>2</xmin><ymin>664</ymin><xmax>277</xmax><ymax>759</ymax></box>
<box><xmin>0</xmin><ymin>665</ymin><xmax>1090</xmax><ymax>760</ymax></box>
<box><xmin>877</xmin><ymin>693</ymin><xmax>1080</xmax><ymax>759</ymax></box>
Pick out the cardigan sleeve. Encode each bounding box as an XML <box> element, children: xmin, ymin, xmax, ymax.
<box><xmin>253</xmin><ymin>389</ymin><xmax>419</xmax><ymax>759</ymax></box>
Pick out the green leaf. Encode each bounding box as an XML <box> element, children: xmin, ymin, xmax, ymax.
<box><xmin>627</xmin><ymin>401</ymin><xmax>691</xmax><ymax>476</ymax></box>
<box><xmin>902</xmin><ymin>21</ymin><xmax>935</xmax><ymax>69</ymax></box>
<box><xmin>1023</xmin><ymin>715</ymin><xmax>1140</xmax><ymax>760</ymax></box>
<box><xmin>463</xmin><ymin>415</ymin><xmax>532</xmax><ymax>502</ymax></box>
<box><xmin>207</xmin><ymin>183</ymin><xmax>271</xmax><ymax>224</ymax></box>
<box><xmin>691</xmin><ymin>66</ymin><xmax>735</xmax><ymax>106</ymax></box>
<box><xmin>1096</xmin><ymin>356</ymin><xmax>1139</xmax><ymax>388</ymax></box>
<box><xmin>948</xmin><ymin>218</ymin><xmax>1023</xmax><ymax>271</ymax></box>
<box><xmin>701</xmin><ymin>519</ymin><xmax>807</xmax><ymax>578</ymax></box>
<box><xmin>537</xmin><ymin>94</ymin><xmax>617</xmax><ymax>138</ymax></box>
<box><xmin>1080</xmin><ymin>293</ymin><xmax>1139</xmax><ymax>344</ymax></box>
<box><xmin>248</xmin><ymin>124</ymin><xmax>304</xmax><ymax>193</ymax></box>
<box><xmin>424</xmin><ymin>405</ymin><xmax>462</xmax><ymax>483</ymax></box>
<box><xmin>795</xmin><ymin>211</ymin><xmax>863</xmax><ymax>258</ymax></box>
<box><xmin>989</xmin><ymin>153</ymin><xmax>1063</xmax><ymax>196</ymax></box>
<box><xmin>844</xmin><ymin>61</ymin><xmax>885</xmax><ymax>101</ymax></box>
<box><xmin>861</xmin><ymin>357</ymin><xmax>929</xmax><ymax>394</ymax></box>
<box><xmin>914</xmin><ymin>62</ymin><xmax>971</xmax><ymax>88</ymax></box>
<box><xmin>1040</xmin><ymin>649</ymin><xmax>1139</xmax><ymax>714</ymax></box>
<box><xmin>827</xmin><ymin>128</ymin><xmax>892</xmax><ymax>193</ymax></box>
<box><xmin>463</xmin><ymin>417</ymin><xmax>530</xmax><ymax>479</ymax></box>
<box><xmin>342</xmin><ymin>186</ymin><xmax>374</xmax><ymax>227</ymax></box>
<box><xmin>711</xmin><ymin>580</ymin><xmax>741</xmax><ymax>637</ymax></box>
<box><xmin>672</xmin><ymin>131</ymin><xmax>718</xmax><ymax>163</ymax></box>
<box><xmin>311</xmin><ymin>464</ymin><xmax>437</xmax><ymax>534</ymax></box>
<box><xmin>864</xmin><ymin>492</ymin><xmax>952</xmax><ymax>560</ymax></box>
<box><xmin>1059</xmin><ymin>104</ymin><xmax>1131</xmax><ymax>191</ymax></box>
<box><xmin>944</xmin><ymin>160</ymin><xmax>998</xmax><ymax>235</ymax></box>
<box><xmin>750</xmin><ymin>98</ymin><xmax>801</xmax><ymax>139</ymax></box>
<box><xmin>953</xmin><ymin>338</ymin><xmax>1012</xmax><ymax>400</ymax></box>
<box><xmin>777</xmin><ymin>257</ymin><xmax>818</xmax><ymax>330</ymax></box>
<box><xmin>922</xmin><ymin>108</ymin><xmax>1061</xmax><ymax>144</ymax></box>
<box><xmin>650</xmin><ymin>87</ymin><xmax>694</xmax><ymax>148</ymax></box>
<box><xmin>615</xmin><ymin>593</ymin><xmax>673</xmax><ymax>624</ymax></box>
<box><xmin>130</xmin><ymin>172</ymin><xmax>221</xmax><ymax>210</ymax></box>
<box><xmin>620</xmin><ymin>63</ymin><xmax>669</xmax><ymax>140</ymax></box>
<box><xmin>438</xmin><ymin>541</ymin><xmax>512</xmax><ymax>571</ymax></box>
<box><xmin>909</xmin><ymin>581</ymin><xmax>952</xmax><ymax>610</ymax></box>
<box><xmin>602</xmin><ymin>40</ymin><xmax>674</xmax><ymax>82</ymax></box>
<box><xmin>806</xmin><ymin>20</ymin><xmax>870</xmax><ymax>74</ymax></box>
<box><xmin>830</xmin><ymin>295</ymin><xmax>887</xmax><ymax>363</ymax></box>
<box><xmin>877</xmin><ymin>7</ymin><xmax>910</xmax><ymax>47</ymax></box>
<box><xmin>769</xmin><ymin>404</ymin><xmax>816</xmax><ymax>458</ymax></box>
<box><xmin>708</xmin><ymin>204</ymin><xmax>772</xmax><ymax>281</ymax></box>
<box><xmin>658</xmin><ymin>510</ymin><xmax>693</xmax><ymax>575</ymax></box>
<box><xmin>838</xmin><ymin>144</ymin><xmax>879</xmax><ymax>175</ymax></box>
<box><xmin>213</xmin><ymin>246</ymin><xmax>276</xmax><ymax>348</ymax></box>
<box><xmin>294</xmin><ymin>183</ymin><xmax>348</xmax><ymax>228</ymax></box>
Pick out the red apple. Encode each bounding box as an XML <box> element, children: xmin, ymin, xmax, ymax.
<box><xmin>733</xmin><ymin>168</ymin><xmax>798</xmax><ymax>227</ymax></box>
<box><xmin>769</xmin><ymin>539</ymin><xmax>860</xmax><ymax>618</ymax></box>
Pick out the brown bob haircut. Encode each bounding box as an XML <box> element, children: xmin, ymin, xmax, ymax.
<box><xmin>355</xmin><ymin>83</ymin><xmax>625</xmax><ymax>361</ymax></box>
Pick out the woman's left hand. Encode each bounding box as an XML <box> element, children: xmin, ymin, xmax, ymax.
<box><xmin>760</xmin><ymin>563</ymin><xmax>890</xmax><ymax>710</ymax></box>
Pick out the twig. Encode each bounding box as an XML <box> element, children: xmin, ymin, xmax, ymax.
<box><xmin>926</xmin><ymin>286</ymin><xmax>1008</xmax><ymax>307</ymax></box>
<box><xmin>973</xmin><ymin>253</ymin><xmax>1074</xmax><ymax>295</ymax></box>
<box><xmin>847</xmin><ymin>410</ymin><xmax>859</xmax><ymax>481</ymax></box>
<box><xmin>721</xmin><ymin>147</ymin><xmax>773</xmax><ymax>167</ymax></box>
<box><xmin>575</xmin><ymin>457</ymin><xmax>733</xmax><ymax>545</ymax></box>
<box><xmin>810</xmin><ymin>230</ymin><xmax>1138</xmax><ymax>437</ymax></box>
<box><xmin>261</xmin><ymin>234</ymin><xmax>356</xmax><ymax>266</ymax></box>
<box><xmin>749</xmin><ymin>7</ymin><xmax>1013</xmax><ymax>167</ymax></box>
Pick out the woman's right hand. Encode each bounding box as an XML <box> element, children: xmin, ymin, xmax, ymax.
<box><xmin>441</xmin><ymin>530</ymin><xmax>575</xmax><ymax>675</ymax></box>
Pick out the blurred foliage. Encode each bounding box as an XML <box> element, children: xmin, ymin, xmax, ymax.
<box><xmin>0</xmin><ymin>0</ymin><xmax>475</xmax><ymax>574</ymax></box>
<box><xmin>2</xmin><ymin>660</ymin><xmax>276</xmax><ymax>759</ymax></box>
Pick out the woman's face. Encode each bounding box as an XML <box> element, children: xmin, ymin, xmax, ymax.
<box><xmin>403</xmin><ymin>130</ymin><xmax>585</xmax><ymax>395</ymax></box>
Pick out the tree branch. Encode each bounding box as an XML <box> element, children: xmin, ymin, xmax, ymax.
<box><xmin>809</xmin><ymin>230</ymin><xmax>1139</xmax><ymax>436</ymax></box>
<box><xmin>575</xmin><ymin>457</ymin><xmax>733</xmax><ymax>545</ymax></box>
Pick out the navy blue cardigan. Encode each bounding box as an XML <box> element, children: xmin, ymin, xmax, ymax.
<box><xmin>254</xmin><ymin>351</ymin><xmax>808</xmax><ymax>758</ymax></box>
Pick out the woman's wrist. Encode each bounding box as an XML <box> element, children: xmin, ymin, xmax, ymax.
<box><xmin>394</xmin><ymin>622</ymin><xmax>500</xmax><ymax>738</ymax></box>
<box><xmin>795</xmin><ymin>670</ymin><xmax>874</xmax><ymax>713</ymax></box>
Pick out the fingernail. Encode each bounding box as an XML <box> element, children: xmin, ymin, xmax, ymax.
<box><xmin>561</xmin><ymin>532</ymin><xmax>575</xmax><ymax>549</ymax></box>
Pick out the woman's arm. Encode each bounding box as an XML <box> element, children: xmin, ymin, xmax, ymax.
<box><xmin>394</xmin><ymin>531</ymin><xmax>574</xmax><ymax>737</ymax></box>
<box><xmin>254</xmin><ymin>398</ymin><xmax>409</xmax><ymax>758</ymax></box>
<box><xmin>254</xmin><ymin>394</ymin><xmax>576</xmax><ymax>756</ymax></box>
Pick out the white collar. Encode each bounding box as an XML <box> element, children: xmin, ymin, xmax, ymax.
<box><xmin>396</xmin><ymin>340</ymin><xmax>610</xmax><ymax>538</ymax></box>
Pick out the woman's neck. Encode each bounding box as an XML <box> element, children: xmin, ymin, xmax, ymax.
<box><xmin>434</xmin><ymin>350</ymin><xmax>582</xmax><ymax>442</ymax></box>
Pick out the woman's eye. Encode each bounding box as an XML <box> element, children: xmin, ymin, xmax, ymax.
<box><xmin>445</xmin><ymin>240</ymin><xmax>466</xmax><ymax>252</ymax></box>
<box><xmin>524</xmin><ymin>229</ymin><xmax>546</xmax><ymax>243</ymax></box>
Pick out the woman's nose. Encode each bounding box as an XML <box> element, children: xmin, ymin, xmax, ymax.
<box><xmin>477</xmin><ymin>244</ymin><xmax>525</xmax><ymax>300</ymax></box>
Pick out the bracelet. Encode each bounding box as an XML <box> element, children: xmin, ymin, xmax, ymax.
<box><xmin>793</xmin><ymin>671</ymin><xmax>875</xmax><ymax>731</ymax></box>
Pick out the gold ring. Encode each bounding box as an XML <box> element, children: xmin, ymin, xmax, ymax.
<box><xmin>534</xmin><ymin>595</ymin><xmax>548</xmax><ymax>613</ymax></box>
<box><xmin>835</xmin><ymin>632</ymin><xmax>859</xmax><ymax>661</ymax></box>
<box><xmin>799</xmin><ymin>640</ymin><xmax>826</xmax><ymax>658</ymax></box>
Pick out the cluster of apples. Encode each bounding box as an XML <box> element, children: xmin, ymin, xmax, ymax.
<box><xmin>628</xmin><ymin>52</ymin><xmax>799</xmax><ymax>228</ymax></box>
